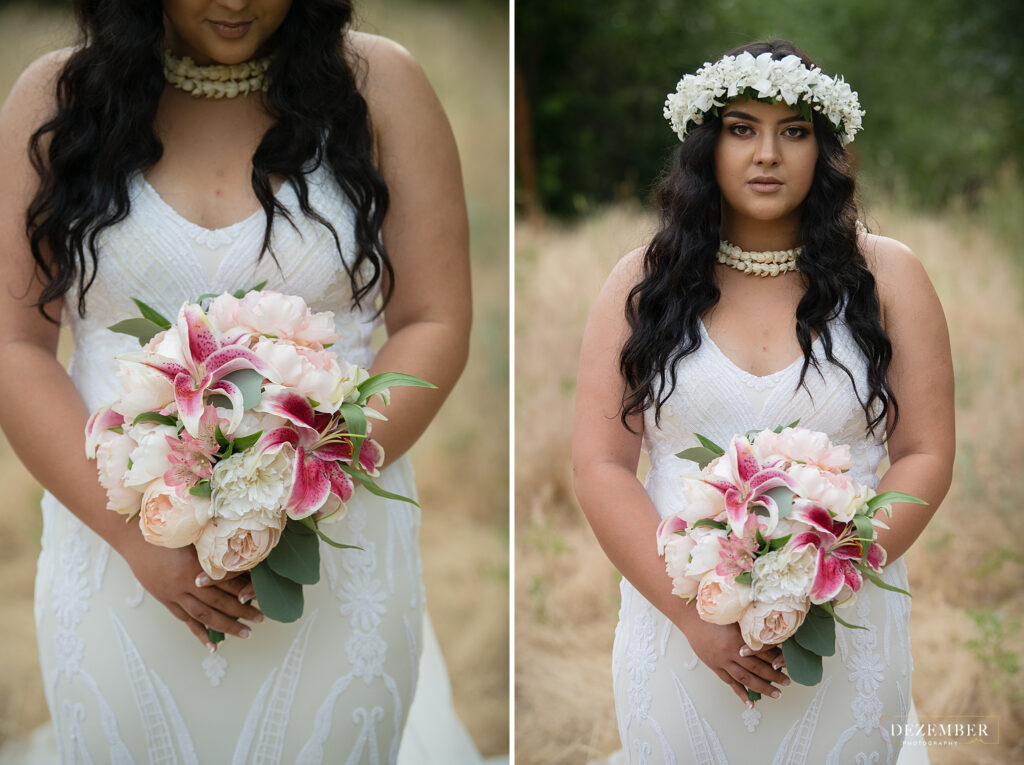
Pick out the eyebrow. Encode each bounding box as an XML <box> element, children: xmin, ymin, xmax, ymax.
<box><xmin>722</xmin><ymin>110</ymin><xmax>810</xmax><ymax>124</ymax></box>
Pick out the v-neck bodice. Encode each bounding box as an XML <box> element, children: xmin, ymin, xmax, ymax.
<box><xmin>63</xmin><ymin>164</ymin><xmax>382</xmax><ymax>414</ymax></box>
<box><xmin>642</xmin><ymin>313</ymin><xmax>886</xmax><ymax>520</ymax></box>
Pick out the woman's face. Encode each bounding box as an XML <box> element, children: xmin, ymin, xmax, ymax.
<box><xmin>713</xmin><ymin>98</ymin><xmax>818</xmax><ymax>231</ymax></box>
<box><xmin>163</xmin><ymin>0</ymin><xmax>293</xmax><ymax>65</ymax></box>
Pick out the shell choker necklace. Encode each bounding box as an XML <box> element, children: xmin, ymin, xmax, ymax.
<box><xmin>163</xmin><ymin>50</ymin><xmax>272</xmax><ymax>99</ymax></box>
<box><xmin>716</xmin><ymin>240</ymin><xmax>800</xmax><ymax>277</ymax></box>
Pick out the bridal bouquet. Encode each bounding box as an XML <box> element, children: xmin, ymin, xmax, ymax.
<box><xmin>657</xmin><ymin>425</ymin><xmax>924</xmax><ymax>696</ymax></box>
<box><xmin>85</xmin><ymin>285</ymin><xmax>432</xmax><ymax>636</ymax></box>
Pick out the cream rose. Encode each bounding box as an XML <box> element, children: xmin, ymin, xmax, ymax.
<box><xmin>695</xmin><ymin>571</ymin><xmax>752</xmax><ymax>625</ymax></box>
<box><xmin>738</xmin><ymin>597</ymin><xmax>809</xmax><ymax>650</ymax></box>
<box><xmin>95</xmin><ymin>433</ymin><xmax>143</xmax><ymax>515</ymax></box>
<box><xmin>663</xmin><ymin>535</ymin><xmax>699</xmax><ymax>599</ymax></box>
<box><xmin>195</xmin><ymin>513</ymin><xmax>285</xmax><ymax>580</ymax></box>
<box><xmin>138</xmin><ymin>479</ymin><xmax>211</xmax><ymax>548</ymax></box>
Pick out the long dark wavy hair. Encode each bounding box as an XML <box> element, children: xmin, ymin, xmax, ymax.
<box><xmin>27</xmin><ymin>0</ymin><xmax>391</xmax><ymax>322</ymax></box>
<box><xmin>620</xmin><ymin>40</ymin><xmax>897</xmax><ymax>437</ymax></box>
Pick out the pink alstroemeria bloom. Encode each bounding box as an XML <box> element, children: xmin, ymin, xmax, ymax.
<box><xmin>704</xmin><ymin>437</ymin><xmax>795</xmax><ymax>537</ymax></box>
<box><xmin>163</xmin><ymin>406</ymin><xmax>222</xmax><ymax>496</ymax></box>
<box><xmin>714</xmin><ymin>532</ymin><xmax>758</xmax><ymax>578</ymax></box>
<box><xmin>256</xmin><ymin>390</ymin><xmax>384</xmax><ymax>520</ymax></box>
<box><xmin>789</xmin><ymin>504</ymin><xmax>886</xmax><ymax>604</ymax></box>
<box><xmin>120</xmin><ymin>304</ymin><xmax>271</xmax><ymax>437</ymax></box>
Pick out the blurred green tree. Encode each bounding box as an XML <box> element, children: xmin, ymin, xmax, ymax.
<box><xmin>517</xmin><ymin>0</ymin><xmax>1024</xmax><ymax>217</ymax></box>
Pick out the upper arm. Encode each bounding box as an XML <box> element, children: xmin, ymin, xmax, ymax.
<box><xmin>346</xmin><ymin>32</ymin><xmax>470</xmax><ymax>340</ymax></box>
<box><xmin>0</xmin><ymin>48</ymin><xmax>73</xmax><ymax>353</ymax></box>
<box><xmin>863</xmin><ymin>234</ymin><xmax>955</xmax><ymax>466</ymax></box>
<box><xmin>572</xmin><ymin>248</ymin><xmax>646</xmax><ymax>477</ymax></box>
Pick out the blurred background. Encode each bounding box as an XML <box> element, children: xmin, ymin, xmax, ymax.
<box><xmin>516</xmin><ymin>1</ymin><xmax>1023</xmax><ymax>763</ymax></box>
<box><xmin>0</xmin><ymin>0</ymin><xmax>508</xmax><ymax>759</ymax></box>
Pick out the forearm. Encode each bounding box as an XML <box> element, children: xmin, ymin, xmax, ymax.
<box><xmin>366</xmin><ymin>318</ymin><xmax>469</xmax><ymax>466</ymax></box>
<box><xmin>574</xmin><ymin>460</ymin><xmax>700</xmax><ymax>631</ymax></box>
<box><xmin>0</xmin><ymin>341</ymin><xmax>141</xmax><ymax>554</ymax></box>
<box><xmin>874</xmin><ymin>451</ymin><xmax>952</xmax><ymax>562</ymax></box>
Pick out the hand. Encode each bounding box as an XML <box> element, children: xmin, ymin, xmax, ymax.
<box><xmin>196</xmin><ymin>570</ymin><xmax>256</xmax><ymax>607</ymax></box>
<box><xmin>681</xmin><ymin>617</ymin><xmax>791</xmax><ymax>706</ymax></box>
<box><xmin>121</xmin><ymin>534</ymin><xmax>264</xmax><ymax>651</ymax></box>
<box><xmin>740</xmin><ymin>643</ymin><xmax>787</xmax><ymax>672</ymax></box>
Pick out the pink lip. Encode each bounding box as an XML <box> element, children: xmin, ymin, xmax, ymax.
<box><xmin>748</xmin><ymin>177</ymin><xmax>783</xmax><ymax>193</ymax></box>
<box><xmin>209</xmin><ymin>20</ymin><xmax>252</xmax><ymax>39</ymax></box>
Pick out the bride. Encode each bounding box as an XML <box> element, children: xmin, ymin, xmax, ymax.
<box><xmin>0</xmin><ymin>0</ymin><xmax>480</xmax><ymax>762</ymax></box>
<box><xmin>572</xmin><ymin>40</ymin><xmax>954</xmax><ymax>763</ymax></box>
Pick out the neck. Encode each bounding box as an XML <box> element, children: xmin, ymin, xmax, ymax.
<box><xmin>719</xmin><ymin>211</ymin><xmax>801</xmax><ymax>252</ymax></box>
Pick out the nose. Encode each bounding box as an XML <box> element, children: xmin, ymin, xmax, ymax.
<box><xmin>753</xmin><ymin>132</ymin><xmax>780</xmax><ymax>167</ymax></box>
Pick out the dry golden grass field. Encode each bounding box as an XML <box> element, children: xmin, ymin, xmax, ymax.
<box><xmin>0</xmin><ymin>0</ymin><xmax>509</xmax><ymax>757</ymax></box>
<box><xmin>515</xmin><ymin>200</ymin><xmax>1024</xmax><ymax>764</ymax></box>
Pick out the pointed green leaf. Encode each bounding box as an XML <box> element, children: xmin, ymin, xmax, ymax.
<box><xmin>337</xmin><ymin>463</ymin><xmax>419</xmax><ymax>506</ymax></box>
<box><xmin>780</xmin><ymin>636</ymin><xmax>823</xmax><ymax>686</ymax></box>
<box><xmin>764</xmin><ymin>486</ymin><xmax>795</xmax><ymax>519</ymax></box>
<box><xmin>108</xmin><ymin>317</ymin><xmax>166</xmax><ymax>345</ymax></box>
<box><xmin>131</xmin><ymin>298</ymin><xmax>172</xmax><ymax>329</ymax></box>
<box><xmin>108</xmin><ymin>426</ymin><xmax>125</xmax><ymax>435</ymax></box>
<box><xmin>250</xmin><ymin>561</ymin><xmax>304</xmax><ymax>623</ymax></box>
<box><xmin>793</xmin><ymin>604</ymin><xmax>836</xmax><ymax>656</ymax></box>
<box><xmin>769</xmin><ymin>533</ymin><xmax>792</xmax><ymax>551</ymax></box>
<box><xmin>674</xmin><ymin>446</ymin><xmax>720</xmax><ymax>469</ymax></box>
<box><xmin>819</xmin><ymin>600</ymin><xmax>867</xmax><ymax>631</ymax></box>
<box><xmin>265</xmin><ymin>520</ymin><xmax>320</xmax><ymax>585</ymax></box>
<box><xmin>694</xmin><ymin>433</ymin><xmax>725</xmax><ymax>455</ymax></box>
<box><xmin>355</xmin><ymin>372</ymin><xmax>436</xmax><ymax>406</ymax></box>
<box><xmin>215</xmin><ymin>424</ymin><xmax>229</xmax><ymax>451</ymax></box>
<box><xmin>339</xmin><ymin>403</ymin><xmax>367</xmax><ymax>466</ymax></box>
<box><xmin>853</xmin><ymin>562</ymin><xmax>912</xmax><ymax>597</ymax></box>
<box><xmin>132</xmin><ymin>411</ymin><xmax>177</xmax><ymax>427</ymax></box>
<box><xmin>866</xmin><ymin>491</ymin><xmax>927</xmax><ymax>514</ymax></box>
<box><xmin>221</xmin><ymin>369</ymin><xmax>263</xmax><ymax>412</ymax></box>
<box><xmin>851</xmin><ymin>514</ymin><xmax>875</xmax><ymax>562</ymax></box>
<box><xmin>298</xmin><ymin>516</ymin><xmax>364</xmax><ymax>550</ymax></box>
<box><xmin>691</xmin><ymin>518</ymin><xmax>727</xmax><ymax>530</ymax></box>
<box><xmin>231</xmin><ymin>430</ymin><xmax>263</xmax><ymax>453</ymax></box>
<box><xmin>734</xmin><ymin>571</ymin><xmax>752</xmax><ymax>586</ymax></box>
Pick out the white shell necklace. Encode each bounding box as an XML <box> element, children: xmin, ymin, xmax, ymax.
<box><xmin>717</xmin><ymin>239</ymin><xmax>800</xmax><ymax>277</ymax></box>
<box><xmin>163</xmin><ymin>50</ymin><xmax>272</xmax><ymax>99</ymax></box>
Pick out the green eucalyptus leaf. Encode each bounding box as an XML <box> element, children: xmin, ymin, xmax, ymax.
<box><xmin>674</xmin><ymin>446</ymin><xmax>720</xmax><ymax>469</ymax></box>
<box><xmin>189</xmin><ymin>482</ymin><xmax>212</xmax><ymax>498</ymax></box>
<box><xmin>221</xmin><ymin>369</ymin><xmax>263</xmax><ymax>411</ymax></box>
<box><xmin>355</xmin><ymin>372</ymin><xmax>436</xmax><ymax>406</ymax></box>
<box><xmin>780</xmin><ymin>636</ymin><xmax>823</xmax><ymax>686</ymax></box>
<box><xmin>734</xmin><ymin>571</ymin><xmax>752</xmax><ymax>586</ymax></box>
<box><xmin>131</xmin><ymin>298</ymin><xmax>172</xmax><ymax>328</ymax></box>
<box><xmin>763</xmin><ymin>486</ymin><xmax>795</xmax><ymax>519</ymax></box>
<box><xmin>250</xmin><ymin>561</ymin><xmax>304</xmax><ymax>623</ymax></box>
<box><xmin>132</xmin><ymin>411</ymin><xmax>177</xmax><ymax>427</ymax></box>
<box><xmin>265</xmin><ymin>520</ymin><xmax>320</xmax><ymax>585</ymax></box>
<box><xmin>793</xmin><ymin>605</ymin><xmax>836</xmax><ymax>656</ymax></box>
<box><xmin>108</xmin><ymin>317</ymin><xmax>166</xmax><ymax>346</ymax></box>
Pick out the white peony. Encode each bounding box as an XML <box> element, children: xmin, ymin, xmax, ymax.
<box><xmin>751</xmin><ymin>544</ymin><xmax>818</xmax><ymax>603</ymax></box>
<box><xmin>684</xmin><ymin>527</ymin><xmax>727</xmax><ymax>579</ymax></box>
<box><xmin>211</xmin><ymin>443</ymin><xmax>295</xmax><ymax>523</ymax></box>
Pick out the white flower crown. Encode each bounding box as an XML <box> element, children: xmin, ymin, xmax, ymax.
<box><xmin>663</xmin><ymin>51</ymin><xmax>865</xmax><ymax>146</ymax></box>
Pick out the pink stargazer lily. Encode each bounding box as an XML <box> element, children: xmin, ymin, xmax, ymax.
<box><xmin>84</xmin><ymin>405</ymin><xmax>125</xmax><ymax>458</ymax></box>
<box><xmin>256</xmin><ymin>389</ymin><xmax>384</xmax><ymax>520</ymax></box>
<box><xmin>789</xmin><ymin>504</ymin><xmax>886</xmax><ymax>603</ymax></box>
<box><xmin>703</xmin><ymin>437</ymin><xmax>795</xmax><ymax>537</ymax></box>
<box><xmin>119</xmin><ymin>304</ymin><xmax>271</xmax><ymax>437</ymax></box>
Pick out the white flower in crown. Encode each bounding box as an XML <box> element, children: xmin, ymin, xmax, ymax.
<box><xmin>664</xmin><ymin>51</ymin><xmax>865</xmax><ymax>146</ymax></box>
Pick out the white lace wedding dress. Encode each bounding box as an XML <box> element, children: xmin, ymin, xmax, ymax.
<box><xmin>33</xmin><ymin>164</ymin><xmax>481</xmax><ymax>764</ymax></box>
<box><xmin>612</xmin><ymin>317</ymin><xmax>919</xmax><ymax>764</ymax></box>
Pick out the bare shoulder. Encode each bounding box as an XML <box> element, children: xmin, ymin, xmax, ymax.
<box><xmin>603</xmin><ymin>246</ymin><xmax>646</xmax><ymax>297</ymax></box>
<box><xmin>345</xmin><ymin>31</ymin><xmax>431</xmax><ymax>108</ymax></box>
<box><xmin>1</xmin><ymin>47</ymin><xmax>74</xmax><ymax>123</ymax></box>
<box><xmin>858</xmin><ymin>231</ymin><xmax>937</xmax><ymax>313</ymax></box>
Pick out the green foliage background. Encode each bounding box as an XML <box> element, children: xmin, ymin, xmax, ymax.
<box><xmin>517</xmin><ymin>0</ymin><xmax>1024</xmax><ymax>217</ymax></box>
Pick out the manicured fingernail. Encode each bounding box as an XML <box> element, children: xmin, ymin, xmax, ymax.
<box><xmin>782</xmin><ymin>677</ymin><xmax>791</xmax><ymax>686</ymax></box>
<box><xmin>772</xmin><ymin>662</ymin><xmax>781</xmax><ymax>670</ymax></box>
<box><xmin>239</xmin><ymin>628</ymin><xmax>251</xmax><ymax>638</ymax></box>
<box><xmin>745</xmin><ymin>700</ymin><xmax>754</xmax><ymax>709</ymax></box>
<box><xmin>739</xmin><ymin>648</ymin><xmax>750</xmax><ymax>657</ymax></box>
<box><xmin>195</xmin><ymin>575</ymin><xmax>211</xmax><ymax>587</ymax></box>
<box><xmin>253</xmin><ymin>613</ymin><xmax>265</xmax><ymax>623</ymax></box>
<box><xmin>206</xmin><ymin>642</ymin><xmax>216</xmax><ymax>653</ymax></box>
<box><xmin>771</xmin><ymin>690</ymin><xmax>780</xmax><ymax>699</ymax></box>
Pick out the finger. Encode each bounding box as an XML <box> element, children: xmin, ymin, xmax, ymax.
<box><xmin>715</xmin><ymin>668</ymin><xmax>753</xmax><ymax>707</ymax></box>
<box><xmin>193</xmin><ymin>585</ymin><xmax>264</xmax><ymax>624</ymax></box>
<box><xmin>181</xmin><ymin>594</ymin><xmax>255</xmax><ymax>638</ymax></box>
<box><xmin>739</xmin><ymin>655</ymin><xmax>791</xmax><ymax>687</ymax></box>
<box><xmin>237</xmin><ymin>582</ymin><xmax>256</xmax><ymax>605</ymax></box>
<box><xmin>753</xmin><ymin>646</ymin><xmax>785</xmax><ymax>670</ymax></box>
<box><xmin>212</xmin><ymin>576</ymin><xmax>246</xmax><ymax>598</ymax></box>
<box><xmin>728</xmin><ymin>661</ymin><xmax>784</xmax><ymax>699</ymax></box>
<box><xmin>167</xmin><ymin>602</ymin><xmax>219</xmax><ymax>652</ymax></box>
<box><xmin>195</xmin><ymin>570</ymin><xmax>245</xmax><ymax>588</ymax></box>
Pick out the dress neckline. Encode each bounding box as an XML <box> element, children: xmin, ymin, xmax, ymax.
<box><xmin>697</xmin><ymin>318</ymin><xmax>822</xmax><ymax>383</ymax></box>
<box><xmin>137</xmin><ymin>173</ymin><xmax>293</xmax><ymax>234</ymax></box>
